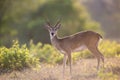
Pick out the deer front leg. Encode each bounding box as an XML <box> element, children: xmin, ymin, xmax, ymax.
<box><xmin>63</xmin><ymin>54</ymin><xmax>67</xmax><ymax>77</ymax></box>
<box><xmin>68</xmin><ymin>54</ymin><xmax>72</xmax><ymax>75</ymax></box>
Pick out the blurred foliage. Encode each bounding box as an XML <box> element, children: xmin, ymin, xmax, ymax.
<box><xmin>29</xmin><ymin>40</ymin><xmax>63</xmax><ymax>64</ymax></box>
<box><xmin>0</xmin><ymin>39</ymin><xmax>120</xmax><ymax>73</ymax></box>
<box><xmin>0</xmin><ymin>40</ymin><xmax>39</xmax><ymax>73</ymax></box>
<box><xmin>98</xmin><ymin>61</ymin><xmax>120</xmax><ymax>80</ymax></box>
<box><xmin>82</xmin><ymin>0</ymin><xmax>120</xmax><ymax>39</ymax></box>
<box><xmin>99</xmin><ymin>40</ymin><xmax>120</xmax><ymax>57</ymax></box>
<box><xmin>0</xmin><ymin>0</ymin><xmax>102</xmax><ymax>47</ymax></box>
<box><xmin>98</xmin><ymin>70</ymin><xmax>118</xmax><ymax>80</ymax></box>
<box><xmin>29</xmin><ymin>40</ymin><xmax>120</xmax><ymax>64</ymax></box>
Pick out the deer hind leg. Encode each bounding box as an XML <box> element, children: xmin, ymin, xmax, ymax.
<box><xmin>95</xmin><ymin>47</ymin><xmax>104</xmax><ymax>68</ymax></box>
<box><xmin>88</xmin><ymin>46</ymin><xmax>103</xmax><ymax>70</ymax></box>
<box><xmin>92</xmin><ymin>46</ymin><xmax>104</xmax><ymax>68</ymax></box>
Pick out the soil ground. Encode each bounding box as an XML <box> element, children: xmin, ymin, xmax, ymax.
<box><xmin>0</xmin><ymin>58</ymin><xmax>120</xmax><ymax>80</ymax></box>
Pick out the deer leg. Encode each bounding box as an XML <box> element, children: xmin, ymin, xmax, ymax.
<box><xmin>88</xmin><ymin>47</ymin><xmax>101</xmax><ymax>70</ymax></box>
<box><xmin>96</xmin><ymin>48</ymin><xmax>104</xmax><ymax>68</ymax></box>
<box><xmin>68</xmin><ymin>54</ymin><xmax>72</xmax><ymax>75</ymax></box>
<box><xmin>63</xmin><ymin>54</ymin><xmax>67</xmax><ymax>77</ymax></box>
<box><xmin>97</xmin><ymin>57</ymin><xmax>100</xmax><ymax>70</ymax></box>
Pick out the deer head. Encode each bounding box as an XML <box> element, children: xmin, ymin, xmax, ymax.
<box><xmin>45</xmin><ymin>19</ymin><xmax>61</xmax><ymax>39</ymax></box>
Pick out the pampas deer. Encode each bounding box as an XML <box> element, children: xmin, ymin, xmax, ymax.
<box><xmin>45</xmin><ymin>19</ymin><xmax>104</xmax><ymax>76</ymax></box>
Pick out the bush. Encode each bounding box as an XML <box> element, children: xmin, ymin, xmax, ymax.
<box><xmin>29</xmin><ymin>40</ymin><xmax>120</xmax><ymax>64</ymax></box>
<box><xmin>72</xmin><ymin>40</ymin><xmax>120</xmax><ymax>61</ymax></box>
<box><xmin>99</xmin><ymin>40</ymin><xmax>120</xmax><ymax>57</ymax></box>
<box><xmin>29</xmin><ymin>41</ymin><xmax>63</xmax><ymax>64</ymax></box>
<box><xmin>0</xmin><ymin>41</ymin><xmax>39</xmax><ymax>73</ymax></box>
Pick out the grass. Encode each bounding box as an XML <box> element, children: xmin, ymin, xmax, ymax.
<box><xmin>0</xmin><ymin>58</ymin><xmax>120</xmax><ymax>80</ymax></box>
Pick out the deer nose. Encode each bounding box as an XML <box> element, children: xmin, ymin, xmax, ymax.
<box><xmin>51</xmin><ymin>33</ymin><xmax>54</xmax><ymax>36</ymax></box>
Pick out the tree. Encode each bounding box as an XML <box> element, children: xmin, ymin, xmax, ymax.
<box><xmin>0</xmin><ymin>0</ymin><xmax>102</xmax><ymax>46</ymax></box>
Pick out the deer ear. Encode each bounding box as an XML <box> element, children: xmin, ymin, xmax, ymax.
<box><xmin>45</xmin><ymin>24</ymin><xmax>51</xmax><ymax>30</ymax></box>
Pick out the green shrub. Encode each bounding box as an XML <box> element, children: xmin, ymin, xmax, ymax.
<box><xmin>29</xmin><ymin>41</ymin><xmax>63</xmax><ymax>64</ymax></box>
<box><xmin>72</xmin><ymin>50</ymin><xmax>93</xmax><ymax>62</ymax></box>
<box><xmin>99</xmin><ymin>40</ymin><xmax>120</xmax><ymax>57</ymax></box>
<box><xmin>0</xmin><ymin>41</ymin><xmax>39</xmax><ymax>73</ymax></box>
<box><xmin>72</xmin><ymin>40</ymin><xmax>120</xmax><ymax>61</ymax></box>
<box><xmin>29</xmin><ymin>40</ymin><xmax>95</xmax><ymax>64</ymax></box>
<box><xmin>98</xmin><ymin>69</ymin><xmax>118</xmax><ymax>80</ymax></box>
<box><xmin>29</xmin><ymin>40</ymin><xmax>120</xmax><ymax>64</ymax></box>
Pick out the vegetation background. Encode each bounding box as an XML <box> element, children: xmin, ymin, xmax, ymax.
<box><xmin>0</xmin><ymin>0</ymin><xmax>120</xmax><ymax>80</ymax></box>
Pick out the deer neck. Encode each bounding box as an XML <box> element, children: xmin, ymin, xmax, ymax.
<box><xmin>50</xmin><ymin>35</ymin><xmax>61</xmax><ymax>49</ymax></box>
<box><xmin>51</xmin><ymin>35</ymin><xmax>59</xmax><ymax>44</ymax></box>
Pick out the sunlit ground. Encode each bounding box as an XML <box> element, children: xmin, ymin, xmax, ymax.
<box><xmin>0</xmin><ymin>58</ymin><xmax>120</xmax><ymax>80</ymax></box>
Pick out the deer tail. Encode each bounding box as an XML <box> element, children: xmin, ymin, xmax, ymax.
<box><xmin>97</xmin><ymin>33</ymin><xmax>103</xmax><ymax>39</ymax></box>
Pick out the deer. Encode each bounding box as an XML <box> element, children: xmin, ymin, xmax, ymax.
<box><xmin>45</xmin><ymin>19</ymin><xmax>104</xmax><ymax>77</ymax></box>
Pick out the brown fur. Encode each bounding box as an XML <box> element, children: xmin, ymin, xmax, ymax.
<box><xmin>45</xmin><ymin>21</ymin><xmax>104</xmax><ymax>77</ymax></box>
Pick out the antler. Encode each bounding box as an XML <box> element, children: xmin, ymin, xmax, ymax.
<box><xmin>46</xmin><ymin>19</ymin><xmax>51</xmax><ymax>27</ymax></box>
<box><xmin>54</xmin><ymin>18</ymin><xmax>61</xmax><ymax>27</ymax></box>
<box><xmin>44</xmin><ymin>18</ymin><xmax>52</xmax><ymax>30</ymax></box>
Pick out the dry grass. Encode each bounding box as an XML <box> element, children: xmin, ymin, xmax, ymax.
<box><xmin>0</xmin><ymin>58</ymin><xmax>120</xmax><ymax>80</ymax></box>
